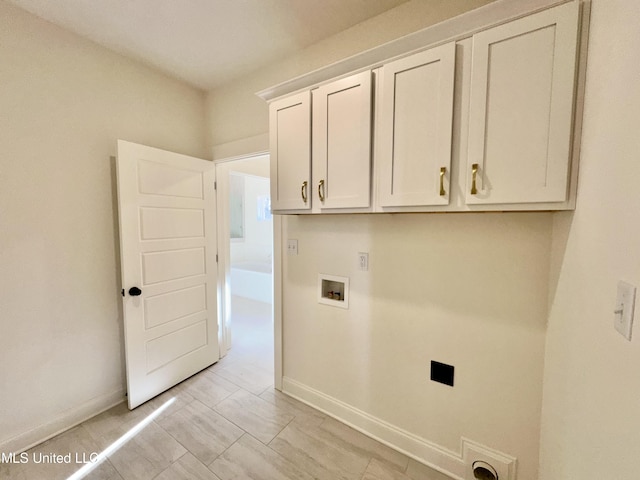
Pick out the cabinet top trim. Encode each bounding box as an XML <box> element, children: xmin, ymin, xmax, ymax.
<box><xmin>256</xmin><ymin>0</ymin><xmax>577</xmax><ymax>102</ymax></box>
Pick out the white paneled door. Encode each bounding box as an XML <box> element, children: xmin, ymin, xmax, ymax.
<box><xmin>116</xmin><ymin>140</ymin><xmax>219</xmax><ymax>409</ymax></box>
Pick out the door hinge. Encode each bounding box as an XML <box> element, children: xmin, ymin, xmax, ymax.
<box><xmin>121</xmin><ymin>288</ymin><xmax>124</xmax><ymax>297</ymax></box>
<box><xmin>214</xmin><ymin>181</ymin><xmax>217</xmax><ymax>191</ymax></box>
<box><xmin>216</xmin><ymin>254</ymin><xmax>219</xmax><ymax>263</ymax></box>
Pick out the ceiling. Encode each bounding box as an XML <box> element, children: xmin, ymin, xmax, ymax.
<box><xmin>8</xmin><ymin>0</ymin><xmax>410</xmax><ymax>90</ymax></box>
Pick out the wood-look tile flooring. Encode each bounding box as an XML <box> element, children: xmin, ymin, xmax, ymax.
<box><xmin>1</xmin><ymin>298</ymin><xmax>449</xmax><ymax>480</ymax></box>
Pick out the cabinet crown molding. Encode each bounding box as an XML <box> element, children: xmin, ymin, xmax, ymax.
<box><xmin>256</xmin><ymin>0</ymin><xmax>577</xmax><ymax>102</ymax></box>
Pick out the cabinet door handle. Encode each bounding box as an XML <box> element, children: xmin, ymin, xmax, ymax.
<box><xmin>439</xmin><ymin>167</ymin><xmax>446</xmax><ymax>196</ymax></box>
<box><xmin>301</xmin><ymin>181</ymin><xmax>308</xmax><ymax>203</ymax></box>
<box><xmin>318</xmin><ymin>179</ymin><xmax>325</xmax><ymax>202</ymax></box>
<box><xmin>471</xmin><ymin>163</ymin><xmax>478</xmax><ymax>195</ymax></box>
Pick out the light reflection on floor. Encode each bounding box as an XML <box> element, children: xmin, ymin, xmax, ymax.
<box><xmin>66</xmin><ymin>398</ymin><xmax>176</xmax><ymax>480</ymax></box>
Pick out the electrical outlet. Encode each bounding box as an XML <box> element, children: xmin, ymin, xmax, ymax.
<box><xmin>430</xmin><ymin>361</ymin><xmax>454</xmax><ymax>387</ymax></box>
<box><xmin>358</xmin><ymin>252</ymin><xmax>369</xmax><ymax>271</ymax></box>
<box><xmin>462</xmin><ymin>440</ymin><xmax>516</xmax><ymax>480</ymax></box>
<box><xmin>614</xmin><ymin>280</ymin><xmax>636</xmax><ymax>341</ymax></box>
<box><xmin>287</xmin><ymin>239</ymin><xmax>298</xmax><ymax>256</ymax></box>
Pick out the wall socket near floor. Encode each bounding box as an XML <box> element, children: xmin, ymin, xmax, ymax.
<box><xmin>614</xmin><ymin>280</ymin><xmax>636</xmax><ymax>341</ymax></box>
<box><xmin>462</xmin><ymin>440</ymin><xmax>516</xmax><ymax>480</ymax></box>
<box><xmin>287</xmin><ymin>239</ymin><xmax>298</xmax><ymax>256</ymax></box>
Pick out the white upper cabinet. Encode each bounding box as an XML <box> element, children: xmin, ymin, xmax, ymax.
<box><xmin>465</xmin><ymin>2</ymin><xmax>580</xmax><ymax>205</ymax></box>
<box><xmin>269</xmin><ymin>91</ymin><xmax>311</xmax><ymax>211</ymax></box>
<box><xmin>266</xmin><ymin>1</ymin><xmax>584</xmax><ymax>214</ymax></box>
<box><xmin>377</xmin><ymin>42</ymin><xmax>456</xmax><ymax>207</ymax></box>
<box><xmin>313</xmin><ymin>71</ymin><xmax>373</xmax><ymax>210</ymax></box>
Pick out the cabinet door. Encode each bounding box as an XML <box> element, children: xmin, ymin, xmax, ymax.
<box><xmin>466</xmin><ymin>1</ymin><xmax>579</xmax><ymax>205</ymax></box>
<box><xmin>269</xmin><ymin>91</ymin><xmax>311</xmax><ymax>211</ymax></box>
<box><xmin>313</xmin><ymin>71</ymin><xmax>372</xmax><ymax>210</ymax></box>
<box><xmin>377</xmin><ymin>42</ymin><xmax>456</xmax><ymax>207</ymax></box>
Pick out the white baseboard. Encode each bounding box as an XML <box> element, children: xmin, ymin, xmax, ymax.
<box><xmin>283</xmin><ymin>376</ymin><xmax>468</xmax><ymax>480</ymax></box>
<box><xmin>0</xmin><ymin>389</ymin><xmax>125</xmax><ymax>455</ymax></box>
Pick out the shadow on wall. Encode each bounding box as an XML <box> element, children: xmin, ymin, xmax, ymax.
<box><xmin>547</xmin><ymin>210</ymin><xmax>575</xmax><ymax>311</ymax></box>
<box><xmin>110</xmin><ymin>156</ymin><xmax>126</xmax><ymax>388</ymax></box>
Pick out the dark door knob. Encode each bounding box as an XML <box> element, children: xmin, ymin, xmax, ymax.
<box><xmin>128</xmin><ymin>287</ymin><xmax>142</xmax><ymax>296</ymax></box>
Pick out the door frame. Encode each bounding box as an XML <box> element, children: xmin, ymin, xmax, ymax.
<box><xmin>214</xmin><ymin>151</ymin><xmax>283</xmax><ymax>390</ymax></box>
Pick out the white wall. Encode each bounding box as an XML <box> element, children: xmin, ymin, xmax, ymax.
<box><xmin>0</xmin><ymin>1</ymin><xmax>207</xmax><ymax>452</ymax></box>
<box><xmin>539</xmin><ymin>1</ymin><xmax>640</xmax><ymax>478</ymax></box>
<box><xmin>230</xmin><ymin>174</ymin><xmax>272</xmax><ymax>267</ymax></box>
<box><xmin>229</xmin><ymin>172</ymin><xmax>273</xmax><ymax>305</ymax></box>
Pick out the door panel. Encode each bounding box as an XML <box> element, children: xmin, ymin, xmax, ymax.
<box><xmin>313</xmin><ymin>71</ymin><xmax>372</xmax><ymax>209</ymax></box>
<box><xmin>466</xmin><ymin>1</ymin><xmax>579</xmax><ymax>204</ymax></box>
<box><xmin>145</xmin><ymin>321</ymin><xmax>208</xmax><ymax>373</ymax></box>
<box><xmin>138</xmin><ymin>160</ymin><xmax>204</xmax><ymax>198</ymax></box>
<box><xmin>269</xmin><ymin>92</ymin><xmax>311</xmax><ymax>211</ymax></box>
<box><xmin>139</xmin><ymin>207</ymin><xmax>204</xmax><ymax>240</ymax></box>
<box><xmin>117</xmin><ymin>140</ymin><xmax>219</xmax><ymax>409</ymax></box>
<box><xmin>141</xmin><ymin>248</ymin><xmax>206</xmax><ymax>285</ymax></box>
<box><xmin>377</xmin><ymin>42</ymin><xmax>456</xmax><ymax>207</ymax></box>
<box><xmin>144</xmin><ymin>285</ymin><xmax>207</xmax><ymax>329</ymax></box>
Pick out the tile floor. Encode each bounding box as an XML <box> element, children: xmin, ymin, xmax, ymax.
<box><xmin>1</xmin><ymin>297</ymin><xmax>450</xmax><ymax>480</ymax></box>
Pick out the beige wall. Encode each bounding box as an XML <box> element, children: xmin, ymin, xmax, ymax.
<box><xmin>539</xmin><ymin>0</ymin><xmax>640</xmax><ymax>478</ymax></box>
<box><xmin>205</xmin><ymin>0</ymin><xmax>497</xmax><ymax>148</ymax></box>
<box><xmin>5</xmin><ymin>0</ymin><xmax>634</xmax><ymax>477</ymax></box>
<box><xmin>0</xmin><ymin>1</ymin><xmax>207</xmax><ymax>451</ymax></box>
<box><xmin>283</xmin><ymin>213</ymin><xmax>551</xmax><ymax>480</ymax></box>
<box><xmin>206</xmin><ymin>1</ymin><xmax>551</xmax><ymax>479</ymax></box>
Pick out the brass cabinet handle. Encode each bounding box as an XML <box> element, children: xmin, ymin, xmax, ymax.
<box><xmin>471</xmin><ymin>163</ymin><xmax>478</xmax><ymax>195</ymax></box>
<box><xmin>439</xmin><ymin>167</ymin><xmax>446</xmax><ymax>196</ymax></box>
<box><xmin>318</xmin><ymin>179</ymin><xmax>325</xmax><ymax>202</ymax></box>
<box><xmin>301</xmin><ymin>181</ymin><xmax>308</xmax><ymax>203</ymax></box>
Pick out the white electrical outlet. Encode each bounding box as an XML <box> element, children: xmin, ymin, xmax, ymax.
<box><xmin>358</xmin><ymin>252</ymin><xmax>369</xmax><ymax>271</ymax></box>
<box><xmin>287</xmin><ymin>239</ymin><xmax>298</xmax><ymax>256</ymax></box>
<box><xmin>614</xmin><ymin>280</ymin><xmax>636</xmax><ymax>341</ymax></box>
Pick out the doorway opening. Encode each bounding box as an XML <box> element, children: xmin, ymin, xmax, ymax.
<box><xmin>216</xmin><ymin>154</ymin><xmax>274</xmax><ymax>377</ymax></box>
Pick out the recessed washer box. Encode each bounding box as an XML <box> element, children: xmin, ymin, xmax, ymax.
<box><xmin>318</xmin><ymin>274</ymin><xmax>349</xmax><ymax>309</ymax></box>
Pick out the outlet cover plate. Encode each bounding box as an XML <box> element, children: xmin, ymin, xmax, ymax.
<box><xmin>358</xmin><ymin>252</ymin><xmax>369</xmax><ymax>271</ymax></box>
<box><xmin>287</xmin><ymin>239</ymin><xmax>298</xmax><ymax>256</ymax></box>
<box><xmin>462</xmin><ymin>439</ymin><xmax>516</xmax><ymax>480</ymax></box>
<box><xmin>614</xmin><ymin>280</ymin><xmax>636</xmax><ymax>341</ymax></box>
